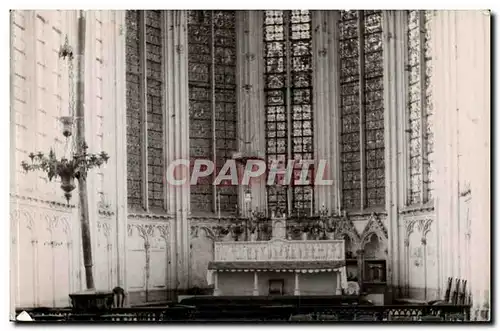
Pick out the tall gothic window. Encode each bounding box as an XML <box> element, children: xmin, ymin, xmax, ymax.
<box><xmin>264</xmin><ymin>10</ymin><xmax>314</xmax><ymax>216</ymax></box>
<box><xmin>188</xmin><ymin>11</ymin><xmax>238</xmax><ymax>213</ymax></box>
<box><xmin>406</xmin><ymin>10</ymin><xmax>434</xmax><ymax>205</ymax></box>
<box><xmin>125</xmin><ymin>11</ymin><xmax>165</xmax><ymax>211</ymax></box>
<box><xmin>340</xmin><ymin>10</ymin><xmax>385</xmax><ymax>211</ymax></box>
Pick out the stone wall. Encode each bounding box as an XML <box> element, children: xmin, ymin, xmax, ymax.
<box><xmin>10</xmin><ymin>10</ymin><xmax>127</xmax><ymax>312</ymax></box>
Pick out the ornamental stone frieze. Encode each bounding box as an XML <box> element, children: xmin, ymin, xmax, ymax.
<box><xmin>127</xmin><ymin>222</ymin><xmax>171</xmax><ymax>243</ymax></box>
<box><xmin>10</xmin><ymin>193</ymin><xmax>76</xmax><ymax>212</ymax></box>
<box><xmin>403</xmin><ymin>216</ymin><xmax>434</xmax><ymax>246</ymax></box>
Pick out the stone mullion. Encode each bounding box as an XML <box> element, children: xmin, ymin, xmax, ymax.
<box><xmin>164</xmin><ymin>10</ymin><xmax>190</xmax><ymax>290</ymax></box>
<box><xmin>211</xmin><ymin>12</ymin><xmax>217</xmax><ymax>214</ymax></box>
<box><xmin>284</xmin><ymin>11</ymin><xmax>293</xmax><ymax>215</ymax></box>
<box><xmin>138</xmin><ymin>11</ymin><xmax>149</xmax><ymax>211</ymax></box>
<box><xmin>418</xmin><ymin>11</ymin><xmax>428</xmax><ymax>204</ymax></box>
<box><xmin>235</xmin><ymin>10</ymin><xmax>246</xmax><ymax>217</ymax></box>
<box><xmin>357</xmin><ymin>11</ymin><xmax>366</xmax><ymax>211</ymax></box>
<box><xmin>399</xmin><ymin>11</ymin><xmax>410</xmax><ymax>209</ymax></box>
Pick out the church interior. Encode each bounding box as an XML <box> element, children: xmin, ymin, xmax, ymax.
<box><xmin>10</xmin><ymin>9</ymin><xmax>490</xmax><ymax>320</ymax></box>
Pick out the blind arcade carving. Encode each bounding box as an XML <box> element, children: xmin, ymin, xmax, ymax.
<box><xmin>214</xmin><ymin>239</ymin><xmax>345</xmax><ymax>262</ymax></box>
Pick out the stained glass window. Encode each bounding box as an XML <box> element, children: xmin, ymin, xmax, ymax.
<box><xmin>125</xmin><ymin>10</ymin><xmax>165</xmax><ymax>211</ymax></box>
<box><xmin>340</xmin><ymin>10</ymin><xmax>385</xmax><ymax>211</ymax></box>
<box><xmin>146</xmin><ymin>10</ymin><xmax>164</xmax><ymax>209</ymax></box>
<box><xmin>125</xmin><ymin>10</ymin><xmax>144</xmax><ymax>210</ymax></box>
<box><xmin>406</xmin><ymin>10</ymin><xmax>434</xmax><ymax>205</ymax></box>
<box><xmin>188</xmin><ymin>11</ymin><xmax>238</xmax><ymax>213</ymax></box>
<box><xmin>264</xmin><ymin>10</ymin><xmax>314</xmax><ymax>215</ymax></box>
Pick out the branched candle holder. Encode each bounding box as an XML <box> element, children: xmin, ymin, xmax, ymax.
<box><xmin>20</xmin><ymin>142</ymin><xmax>109</xmax><ymax>203</ymax></box>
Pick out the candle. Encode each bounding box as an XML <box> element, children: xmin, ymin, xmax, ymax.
<box><xmin>217</xmin><ymin>192</ymin><xmax>221</xmax><ymax>219</ymax></box>
<box><xmin>310</xmin><ymin>188</ymin><xmax>314</xmax><ymax>217</ymax></box>
<box><xmin>265</xmin><ymin>190</ymin><xmax>268</xmax><ymax>217</ymax></box>
<box><xmin>337</xmin><ymin>193</ymin><xmax>341</xmax><ymax>215</ymax></box>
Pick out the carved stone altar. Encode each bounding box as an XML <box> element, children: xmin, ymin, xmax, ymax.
<box><xmin>208</xmin><ymin>236</ymin><xmax>347</xmax><ymax>297</ymax></box>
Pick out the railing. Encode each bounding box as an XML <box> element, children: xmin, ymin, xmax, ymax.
<box><xmin>15</xmin><ymin>304</ymin><xmax>470</xmax><ymax>322</ymax></box>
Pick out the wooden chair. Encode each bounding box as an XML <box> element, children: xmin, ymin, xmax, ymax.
<box><xmin>112</xmin><ymin>286</ymin><xmax>126</xmax><ymax>308</ymax></box>
<box><xmin>451</xmin><ymin>278</ymin><xmax>461</xmax><ymax>305</ymax></box>
<box><xmin>428</xmin><ymin>277</ymin><xmax>453</xmax><ymax>305</ymax></box>
<box><xmin>459</xmin><ymin>280</ymin><xmax>468</xmax><ymax>305</ymax></box>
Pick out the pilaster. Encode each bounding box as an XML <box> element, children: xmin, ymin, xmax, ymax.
<box><xmin>432</xmin><ymin>10</ymin><xmax>490</xmax><ymax>320</ymax></box>
<box><xmin>113</xmin><ymin>10</ymin><xmax>128</xmax><ymax>293</ymax></box>
<box><xmin>382</xmin><ymin>10</ymin><xmax>403</xmax><ymax>297</ymax></box>
<box><xmin>164</xmin><ymin>10</ymin><xmax>190</xmax><ymax>290</ymax></box>
<box><xmin>432</xmin><ymin>9</ymin><xmax>463</xmax><ymax>296</ymax></box>
<box><xmin>311</xmin><ymin>10</ymin><xmax>341</xmax><ymax>215</ymax></box>
<box><xmin>312</xmin><ymin>10</ymin><xmax>341</xmax><ymax>214</ymax></box>
<box><xmin>467</xmin><ymin>10</ymin><xmax>490</xmax><ymax>321</ymax></box>
<box><xmin>9</xmin><ymin>10</ymin><xmax>17</xmax><ymax>317</ymax></box>
<box><xmin>236</xmin><ymin>10</ymin><xmax>266</xmax><ymax>215</ymax></box>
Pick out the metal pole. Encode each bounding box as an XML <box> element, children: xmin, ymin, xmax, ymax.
<box><xmin>75</xmin><ymin>10</ymin><xmax>95</xmax><ymax>290</ymax></box>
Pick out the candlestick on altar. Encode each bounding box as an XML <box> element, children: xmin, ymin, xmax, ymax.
<box><xmin>217</xmin><ymin>191</ymin><xmax>221</xmax><ymax>219</ymax></box>
<box><xmin>265</xmin><ymin>190</ymin><xmax>268</xmax><ymax>217</ymax></box>
<box><xmin>337</xmin><ymin>192</ymin><xmax>341</xmax><ymax>215</ymax></box>
<box><xmin>310</xmin><ymin>187</ymin><xmax>313</xmax><ymax>217</ymax></box>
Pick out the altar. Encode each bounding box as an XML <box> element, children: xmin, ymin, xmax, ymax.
<box><xmin>206</xmin><ymin>218</ymin><xmax>347</xmax><ymax>296</ymax></box>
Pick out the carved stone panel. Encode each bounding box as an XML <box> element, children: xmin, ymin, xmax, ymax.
<box><xmin>127</xmin><ymin>218</ymin><xmax>172</xmax><ymax>293</ymax></box>
<box><xmin>190</xmin><ymin>228</ymin><xmax>214</xmax><ymax>288</ymax></box>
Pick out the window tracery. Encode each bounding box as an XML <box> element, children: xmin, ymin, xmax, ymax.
<box><xmin>188</xmin><ymin>11</ymin><xmax>238</xmax><ymax>213</ymax></box>
<box><xmin>339</xmin><ymin>10</ymin><xmax>385</xmax><ymax>211</ymax></box>
<box><xmin>406</xmin><ymin>10</ymin><xmax>434</xmax><ymax>205</ymax></box>
<box><xmin>264</xmin><ymin>10</ymin><xmax>314</xmax><ymax>216</ymax></box>
<box><xmin>125</xmin><ymin>10</ymin><xmax>165</xmax><ymax>211</ymax></box>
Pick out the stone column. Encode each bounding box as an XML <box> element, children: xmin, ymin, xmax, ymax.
<box><xmin>164</xmin><ymin>10</ymin><xmax>191</xmax><ymax>291</ymax></box>
<box><xmin>9</xmin><ymin>11</ymin><xmax>16</xmax><ymax>318</ymax></box>
<box><xmin>236</xmin><ymin>10</ymin><xmax>267</xmax><ymax>215</ymax></box>
<box><xmin>253</xmin><ymin>271</ymin><xmax>259</xmax><ymax>296</ymax></box>
<box><xmin>335</xmin><ymin>271</ymin><xmax>342</xmax><ymax>295</ymax></box>
<box><xmin>432</xmin><ymin>10</ymin><xmax>490</xmax><ymax>320</ymax></box>
<box><xmin>213</xmin><ymin>271</ymin><xmax>221</xmax><ymax>296</ymax></box>
<box><xmin>382</xmin><ymin>10</ymin><xmax>406</xmax><ymax>301</ymax></box>
<box><xmin>465</xmin><ymin>10</ymin><xmax>490</xmax><ymax>321</ymax></box>
<box><xmin>113</xmin><ymin>10</ymin><xmax>128</xmax><ymax>299</ymax></box>
<box><xmin>311</xmin><ymin>10</ymin><xmax>342</xmax><ymax>215</ymax></box>
<box><xmin>294</xmin><ymin>272</ymin><xmax>300</xmax><ymax>295</ymax></box>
